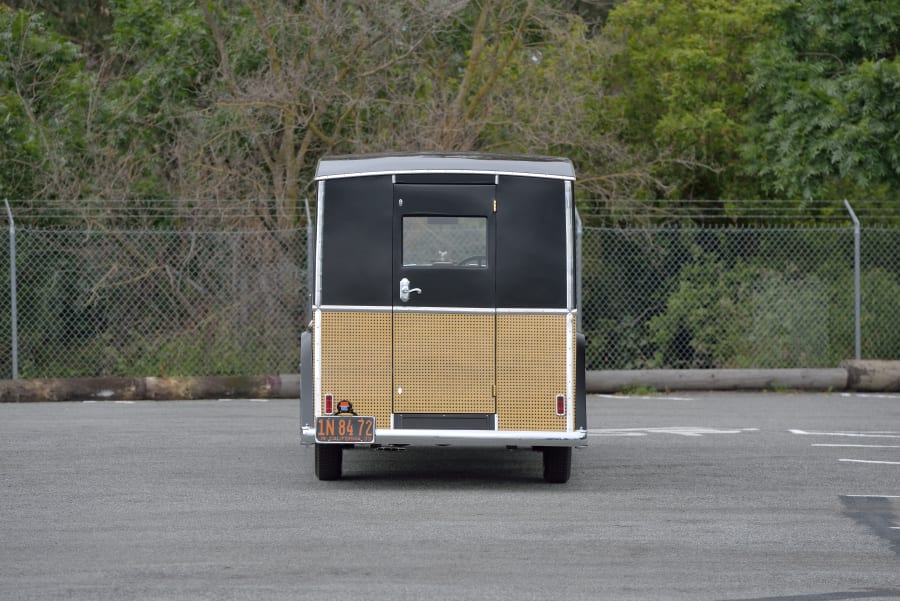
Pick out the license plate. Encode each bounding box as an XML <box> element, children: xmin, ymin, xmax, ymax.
<box><xmin>315</xmin><ymin>416</ymin><xmax>376</xmax><ymax>443</ymax></box>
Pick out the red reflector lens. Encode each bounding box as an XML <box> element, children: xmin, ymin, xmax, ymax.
<box><xmin>324</xmin><ymin>394</ymin><xmax>333</xmax><ymax>415</ymax></box>
<box><xmin>556</xmin><ymin>394</ymin><xmax>566</xmax><ymax>416</ymax></box>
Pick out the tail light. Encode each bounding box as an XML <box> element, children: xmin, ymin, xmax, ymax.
<box><xmin>556</xmin><ymin>394</ymin><xmax>566</xmax><ymax>416</ymax></box>
<box><xmin>324</xmin><ymin>394</ymin><xmax>333</xmax><ymax>415</ymax></box>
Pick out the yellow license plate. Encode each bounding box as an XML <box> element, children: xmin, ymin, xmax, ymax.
<box><xmin>315</xmin><ymin>416</ymin><xmax>376</xmax><ymax>443</ymax></box>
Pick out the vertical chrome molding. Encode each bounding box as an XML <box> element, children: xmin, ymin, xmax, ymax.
<box><xmin>314</xmin><ymin>180</ymin><xmax>326</xmax><ymax>416</ymax></box>
<box><xmin>564</xmin><ymin>181</ymin><xmax>574</xmax><ymax>310</ymax></box>
<box><xmin>314</xmin><ymin>180</ymin><xmax>325</xmax><ymax>308</ymax></box>
<box><xmin>564</xmin><ymin>181</ymin><xmax>575</xmax><ymax>431</ymax></box>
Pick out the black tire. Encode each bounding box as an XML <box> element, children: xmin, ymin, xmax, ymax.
<box><xmin>315</xmin><ymin>444</ymin><xmax>343</xmax><ymax>481</ymax></box>
<box><xmin>542</xmin><ymin>447</ymin><xmax>572</xmax><ymax>483</ymax></box>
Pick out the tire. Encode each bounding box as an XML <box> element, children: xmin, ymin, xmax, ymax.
<box><xmin>542</xmin><ymin>447</ymin><xmax>572</xmax><ymax>483</ymax></box>
<box><xmin>315</xmin><ymin>444</ymin><xmax>343</xmax><ymax>481</ymax></box>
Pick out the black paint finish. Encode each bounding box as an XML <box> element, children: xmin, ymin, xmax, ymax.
<box><xmin>320</xmin><ymin>176</ymin><xmax>393</xmax><ymax>306</ymax></box>
<box><xmin>393</xmin><ymin>413</ymin><xmax>495</xmax><ymax>430</ymax></box>
<box><xmin>495</xmin><ymin>176</ymin><xmax>568</xmax><ymax>308</ymax></box>
<box><xmin>393</xmin><ymin>184</ymin><xmax>496</xmax><ymax>308</ymax></box>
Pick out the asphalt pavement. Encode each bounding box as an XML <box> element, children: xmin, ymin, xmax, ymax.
<box><xmin>1</xmin><ymin>393</ymin><xmax>898</xmax><ymax>601</ymax></box>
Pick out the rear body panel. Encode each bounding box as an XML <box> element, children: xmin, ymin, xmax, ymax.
<box><xmin>301</xmin><ymin>153</ymin><xmax>586</xmax><ymax>449</ymax></box>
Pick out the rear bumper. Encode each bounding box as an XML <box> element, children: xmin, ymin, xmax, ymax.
<box><xmin>301</xmin><ymin>426</ymin><xmax>587</xmax><ymax>447</ymax></box>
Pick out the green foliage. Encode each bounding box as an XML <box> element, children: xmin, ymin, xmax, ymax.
<box><xmin>88</xmin><ymin>0</ymin><xmax>217</xmax><ymax>200</ymax></box>
<box><xmin>12</xmin><ymin>1</ymin><xmax>113</xmax><ymax>55</ymax></box>
<box><xmin>604</xmin><ymin>0</ymin><xmax>779</xmax><ymax>199</ymax></box>
<box><xmin>742</xmin><ymin>0</ymin><xmax>900</xmax><ymax>201</ymax></box>
<box><xmin>649</xmin><ymin>253</ymin><xmax>761</xmax><ymax>368</ymax></box>
<box><xmin>619</xmin><ymin>384</ymin><xmax>658</xmax><ymax>396</ymax></box>
<box><xmin>645</xmin><ymin>243</ymin><xmax>899</xmax><ymax>369</ymax></box>
<box><xmin>0</xmin><ymin>7</ymin><xmax>91</xmax><ymax>198</ymax></box>
<box><xmin>860</xmin><ymin>267</ymin><xmax>900</xmax><ymax>358</ymax></box>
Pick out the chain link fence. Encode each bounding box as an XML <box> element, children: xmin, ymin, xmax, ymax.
<box><xmin>2</xmin><ymin>206</ymin><xmax>898</xmax><ymax>378</ymax></box>
<box><xmin>1</xmin><ymin>224</ymin><xmax>308</xmax><ymax>378</ymax></box>
<box><xmin>581</xmin><ymin>225</ymin><xmax>899</xmax><ymax>369</ymax></box>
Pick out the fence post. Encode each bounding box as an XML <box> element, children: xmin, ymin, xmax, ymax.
<box><xmin>844</xmin><ymin>200</ymin><xmax>861</xmax><ymax>360</ymax></box>
<box><xmin>4</xmin><ymin>199</ymin><xmax>19</xmax><ymax>379</ymax></box>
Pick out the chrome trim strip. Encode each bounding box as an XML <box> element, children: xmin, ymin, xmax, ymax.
<box><xmin>496</xmin><ymin>308</ymin><xmax>574</xmax><ymax>315</ymax></box>
<box><xmin>313</xmin><ymin>181</ymin><xmax>325</xmax><ymax>422</ymax></box>
<box><xmin>372</xmin><ymin>428</ymin><xmax>586</xmax><ymax>441</ymax></box>
<box><xmin>393</xmin><ymin>306</ymin><xmax>495</xmax><ymax>314</ymax></box>
<box><xmin>565</xmin><ymin>180</ymin><xmax>574</xmax><ymax>311</ymax></box>
<box><xmin>314</xmin><ymin>180</ymin><xmax>325</xmax><ymax>308</ymax></box>
<box><xmin>316</xmin><ymin>305</ymin><xmax>393</xmax><ymax>313</ymax></box>
<box><xmin>316</xmin><ymin>169</ymin><xmax>575</xmax><ymax>182</ymax></box>
<box><xmin>313</xmin><ymin>305</ymin><xmax>577</xmax><ymax>314</ymax></box>
<box><xmin>300</xmin><ymin>426</ymin><xmax>588</xmax><ymax>446</ymax></box>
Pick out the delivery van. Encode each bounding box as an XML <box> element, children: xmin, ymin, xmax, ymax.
<box><xmin>300</xmin><ymin>153</ymin><xmax>587</xmax><ymax>482</ymax></box>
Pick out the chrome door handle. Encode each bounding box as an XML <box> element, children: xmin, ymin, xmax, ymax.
<box><xmin>399</xmin><ymin>278</ymin><xmax>422</xmax><ymax>303</ymax></box>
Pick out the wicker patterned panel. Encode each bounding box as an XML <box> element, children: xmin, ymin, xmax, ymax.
<box><xmin>393</xmin><ymin>312</ymin><xmax>495</xmax><ymax>414</ymax></box>
<box><xmin>319</xmin><ymin>311</ymin><xmax>392</xmax><ymax>429</ymax></box>
<box><xmin>497</xmin><ymin>314</ymin><xmax>569</xmax><ymax>432</ymax></box>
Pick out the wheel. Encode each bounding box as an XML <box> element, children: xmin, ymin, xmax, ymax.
<box><xmin>542</xmin><ymin>447</ymin><xmax>572</xmax><ymax>483</ymax></box>
<box><xmin>315</xmin><ymin>444</ymin><xmax>343</xmax><ymax>481</ymax></box>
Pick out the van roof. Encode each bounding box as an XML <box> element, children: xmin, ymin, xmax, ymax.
<box><xmin>315</xmin><ymin>152</ymin><xmax>575</xmax><ymax>181</ymax></box>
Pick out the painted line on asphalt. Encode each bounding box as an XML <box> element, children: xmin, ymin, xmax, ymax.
<box><xmin>812</xmin><ymin>444</ymin><xmax>900</xmax><ymax>448</ymax></box>
<box><xmin>840</xmin><ymin>393</ymin><xmax>900</xmax><ymax>400</ymax></box>
<box><xmin>842</xmin><ymin>495</ymin><xmax>900</xmax><ymax>498</ymax></box>
<box><xmin>588</xmin><ymin>427</ymin><xmax>759</xmax><ymax>437</ymax></box>
<box><xmin>593</xmin><ymin>394</ymin><xmax>695</xmax><ymax>401</ymax></box>
<box><xmin>839</xmin><ymin>459</ymin><xmax>900</xmax><ymax>466</ymax></box>
<box><xmin>790</xmin><ymin>429</ymin><xmax>900</xmax><ymax>438</ymax></box>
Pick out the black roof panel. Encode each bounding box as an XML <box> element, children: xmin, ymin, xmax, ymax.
<box><xmin>315</xmin><ymin>152</ymin><xmax>575</xmax><ymax>181</ymax></box>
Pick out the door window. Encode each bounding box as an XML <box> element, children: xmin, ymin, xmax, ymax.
<box><xmin>402</xmin><ymin>216</ymin><xmax>487</xmax><ymax>268</ymax></box>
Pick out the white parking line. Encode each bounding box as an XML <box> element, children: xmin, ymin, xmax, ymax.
<box><xmin>588</xmin><ymin>427</ymin><xmax>758</xmax><ymax>437</ymax></box>
<box><xmin>839</xmin><ymin>459</ymin><xmax>900</xmax><ymax>466</ymax></box>
<box><xmin>593</xmin><ymin>394</ymin><xmax>695</xmax><ymax>401</ymax></box>
<box><xmin>842</xmin><ymin>495</ymin><xmax>900</xmax><ymax>498</ymax></box>
<box><xmin>790</xmin><ymin>429</ymin><xmax>900</xmax><ymax>438</ymax></box>
<box><xmin>840</xmin><ymin>393</ymin><xmax>900</xmax><ymax>400</ymax></box>
<box><xmin>812</xmin><ymin>444</ymin><xmax>900</xmax><ymax>448</ymax></box>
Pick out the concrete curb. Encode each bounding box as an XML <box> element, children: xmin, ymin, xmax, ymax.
<box><xmin>0</xmin><ymin>362</ymin><xmax>897</xmax><ymax>402</ymax></box>
<box><xmin>0</xmin><ymin>375</ymin><xmax>301</xmax><ymax>403</ymax></box>
<box><xmin>586</xmin><ymin>368</ymin><xmax>850</xmax><ymax>393</ymax></box>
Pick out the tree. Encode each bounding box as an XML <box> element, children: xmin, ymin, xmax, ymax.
<box><xmin>742</xmin><ymin>0</ymin><xmax>900</xmax><ymax>201</ymax></box>
<box><xmin>603</xmin><ymin>0</ymin><xmax>779</xmax><ymax>200</ymax></box>
<box><xmin>0</xmin><ymin>7</ymin><xmax>92</xmax><ymax>199</ymax></box>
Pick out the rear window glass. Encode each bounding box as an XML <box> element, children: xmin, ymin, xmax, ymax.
<box><xmin>403</xmin><ymin>216</ymin><xmax>487</xmax><ymax>268</ymax></box>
